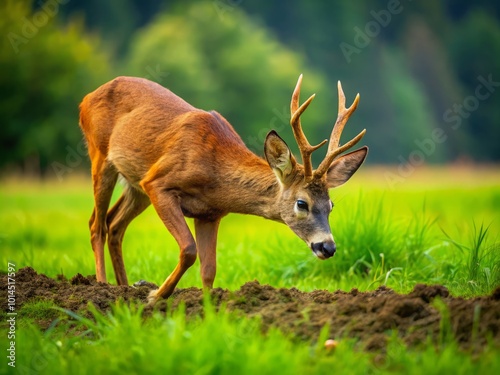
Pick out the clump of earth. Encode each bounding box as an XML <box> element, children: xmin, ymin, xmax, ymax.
<box><xmin>2</xmin><ymin>267</ymin><xmax>499</xmax><ymax>352</ymax></box>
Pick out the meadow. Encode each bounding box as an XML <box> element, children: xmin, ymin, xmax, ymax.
<box><xmin>1</xmin><ymin>166</ymin><xmax>499</xmax><ymax>374</ymax></box>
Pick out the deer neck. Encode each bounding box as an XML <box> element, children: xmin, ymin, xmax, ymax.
<box><xmin>223</xmin><ymin>153</ymin><xmax>283</xmax><ymax>222</ymax></box>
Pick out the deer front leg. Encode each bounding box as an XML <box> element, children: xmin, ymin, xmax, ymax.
<box><xmin>143</xmin><ymin>183</ymin><xmax>197</xmax><ymax>306</ymax></box>
<box><xmin>195</xmin><ymin>218</ymin><xmax>220</xmax><ymax>289</ymax></box>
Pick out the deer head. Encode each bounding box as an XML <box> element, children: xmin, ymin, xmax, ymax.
<box><xmin>264</xmin><ymin>75</ymin><xmax>368</xmax><ymax>259</ymax></box>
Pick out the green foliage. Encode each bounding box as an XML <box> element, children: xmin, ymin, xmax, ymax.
<box><xmin>2</xmin><ymin>1</ymin><xmax>500</xmax><ymax>171</ymax></box>
<box><xmin>18</xmin><ymin>300</ymin><xmax>61</xmax><ymax>322</ymax></box>
<box><xmin>240</xmin><ymin>1</ymin><xmax>458</xmax><ymax>163</ymax></box>
<box><xmin>382</xmin><ymin>334</ymin><xmax>500</xmax><ymax>375</ymax></box>
<box><xmin>443</xmin><ymin>222</ymin><xmax>500</xmax><ymax>296</ymax></box>
<box><xmin>1</xmin><ymin>171</ymin><xmax>499</xmax><ymax>374</ymax></box>
<box><xmin>1</xmin><ymin>171</ymin><xmax>498</xmax><ymax>296</ymax></box>
<box><xmin>0</xmin><ymin>0</ymin><xmax>111</xmax><ymax>174</ymax></box>
<box><xmin>125</xmin><ymin>1</ymin><xmax>329</xmax><ymax>158</ymax></box>
<box><xmin>449</xmin><ymin>10</ymin><xmax>500</xmax><ymax>161</ymax></box>
<box><xmin>9</xmin><ymin>301</ymin><xmax>347</xmax><ymax>374</ymax></box>
<box><xmin>9</xmin><ymin>299</ymin><xmax>500</xmax><ymax>374</ymax></box>
<box><xmin>379</xmin><ymin>48</ymin><xmax>443</xmax><ymax>162</ymax></box>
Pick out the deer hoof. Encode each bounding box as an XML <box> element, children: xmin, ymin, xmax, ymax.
<box><xmin>147</xmin><ymin>289</ymin><xmax>159</xmax><ymax>306</ymax></box>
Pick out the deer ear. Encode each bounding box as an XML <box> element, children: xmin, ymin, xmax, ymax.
<box><xmin>326</xmin><ymin>146</ymin><xmax>368</xmax><ymax>188</ymax></box>
<box><xmin>264</xmin><ymin>131</ymin><xmax>296</xmax><ymax>183</ymax></box>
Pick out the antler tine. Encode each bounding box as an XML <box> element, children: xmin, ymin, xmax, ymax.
<box><xmin>329</xmin><ymin>81</ymin><xmax>360</xmax><ymax>151</ymax></box>
<box><xmin>314</xmin><ymin>81</ymin><xmax>365</xmax><ymax>178</ymax></box>
<box><xmin>290</xmin><ymin>74</ymin><xmax>327</xmax><ymax>181</ymax></box>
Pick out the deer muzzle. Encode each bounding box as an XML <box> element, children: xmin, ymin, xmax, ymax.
<box><xmin>311</xmin><ymin>240</ymin><xmax>336</xmax><ymax>260</ymax></box>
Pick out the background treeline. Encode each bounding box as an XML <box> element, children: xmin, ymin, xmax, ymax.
<box><xmin>1</xmin><ymin>0</ymin><xmax>499</xmax><ymax>176</ymax></box>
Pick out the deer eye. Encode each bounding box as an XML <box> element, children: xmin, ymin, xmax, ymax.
<box><xmin>296</xmin><ymin>200</ymin><xmax>309</xmax><ymax>211</ymax></box>
<box><xmin>330</xmin><ymin>201</ymin><xmax>334</xmax><ymax>211</ymax></box>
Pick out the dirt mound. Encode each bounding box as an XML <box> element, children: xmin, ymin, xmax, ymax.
<box><xmin>2</xmin><ymin>267</ymin><xmax>500</xmax><ymax>352</ymax></box>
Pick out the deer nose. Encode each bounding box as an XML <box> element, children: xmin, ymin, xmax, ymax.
<box><xmin>311</xmin><ymin>241</ymin><xmax>336</xmax><ymax>259</ymax></box>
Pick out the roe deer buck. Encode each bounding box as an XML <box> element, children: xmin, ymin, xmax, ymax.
<box><xmin>79</xmin><ymin>74</ymin><xmax>367</xmax><ymax>305</ymax></box>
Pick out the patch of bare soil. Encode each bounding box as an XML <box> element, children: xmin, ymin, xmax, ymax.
<box><xmin>2</xmin><ymin>267</ymin><xmax>499</xmax><ymax>352</ymax></box>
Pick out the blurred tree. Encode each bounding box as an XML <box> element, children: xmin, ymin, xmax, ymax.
<box><xmin>125</xmin><ymin>1</ymin><xmax>332</xmax><ymax>161</ymax></box>
<box><xmin>57</xmin><ymin>0</ymin><xmax>163</xmax><ymax>57</ymax></box>
<box><xmin>2</xmin><ymin>0</ymin><xmax>499</xmax><ymax>175</ymax></box>
<box><xmin>0</xmin><ymin>0</ymin><xmax>111</xmax><ymax>175</ymax></box>
<box><xmin>402</xmin><ymin>17</ymin><xmax>463</xmax><ymax>161</ymax></box>
<box><xmin>241</xmin><ymin>0</ymin><xmax>444</xmax><ymax>163</ymax></box>
<box><xmin>449</xmin><ymin>10</ymin><xmax>500</xmax><ymax>161</ymax></box>
<box><xmin>445</xmin><ymin>0</ymin><xmax>500</xmax><ymax>21</ymax></box>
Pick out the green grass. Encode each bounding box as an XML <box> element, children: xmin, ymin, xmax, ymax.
<box><xmin>1</xmin><ymin>167</ymin><xmax>499</xmax><ymax>374</ymax></box>
<box><xmin>8</xmin><ymin>300</ymin><xmax>500</xmax><ymax>375</ymax></box>
<box><xmin>1</xmin><ymin>170</ymin><xmax>498</xmax><ymax>295</ymax></box>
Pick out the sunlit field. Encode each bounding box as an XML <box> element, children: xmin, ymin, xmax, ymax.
<box><xmin>1</xmin><ymin>166</ymin><xmax>499</xmax><ymax>374</ymax></box>
<box><xmin>2</xmin><ymin>166</ymin><xmax>499</xmax><ymax>295</ymax></box>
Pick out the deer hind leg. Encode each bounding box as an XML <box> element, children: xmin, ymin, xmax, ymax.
<box><xmin>106</xmin><ymin>185</ymin><xmax>150</xmax><ymax>286</ymax></box>
<box><xmin>88</xmin><ymin>147</ymin><xmax>118</xmax><ymax>283</ymax></box>
<box><xmin>142</xmin><ymin>180</ymin><xmax>197</xmax><ymax>305</ymax></box>
<box><xmin>195</xmin><ymin>218</ymin><xmax>220</xmax><ymax>289</ymax></box>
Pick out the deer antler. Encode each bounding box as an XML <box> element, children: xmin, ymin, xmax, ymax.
<box><xmin>314</xmin><ymin>81</ymin><xmax>366</xmax><ymax>179</ymax></box>
<box><xmin>290</xmin><ymin>74</ymin><xmax>327</xmax><ymax>182</ymax></box>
